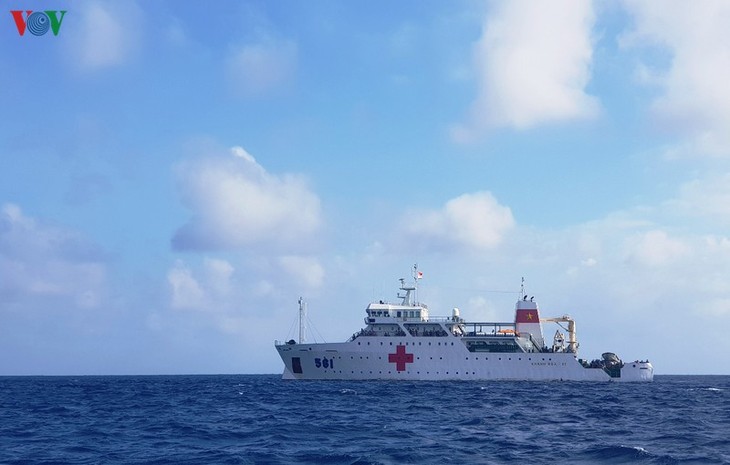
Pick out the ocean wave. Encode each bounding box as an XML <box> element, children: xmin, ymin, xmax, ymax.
<box><xmin>1</xmin><ymin>375</ymin><xmax>729</xmax><ymax>464</ymax></box>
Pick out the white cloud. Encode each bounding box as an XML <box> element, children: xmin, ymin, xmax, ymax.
<box><xmin>452</xmin><ymin>0</ymin><xmax>598</xmax><ymax>141</ymax></box>
<box><xmin>164</xmin><ymin>255</ymin><xmax>324</xmax><ymax>343</ymax></box>
<box><xmin>666</xmin><ymin>173</ymin><xmax>730</xmax><ymax>222</ymax></box>
<box><xmin>623</xmin><ymin>229</ymin><xmax>690</xmax><ymax>267</ymax></box>
<box><xmin>621</xmin><ymin>0</ymin><xmax>730</xmax><ymax>157</ymax></box>
<box><xmin>172</xmin><ymin>146</ymin><xmax>322</xmax><ymax>251</ymax></box>
<box><xmin>167</xmin><ymin>257</ymin><xmax>237</xmax><ymax>312</ymax></box>
<box><xmin>0</xmin><ymin>203</ymin><xmax>106</xmax><ymax>309</ymax></box>
<box><xmin>167</xmin><ymin>260</ymin><xmax>205</xmax><ymax>310</ymax></box>
<box><xmin>231</xmin><ymin>146</ymin><xmax>256</xmax><ymax>163</ymax></box>
<box><xmin>67</xmin><ymin>1</ymin><xmax>143</xmax><ymax>71</ymax></box>
<box><xmin>278</xmin><ymin>255</ymin><xmax>325</xmax><ymax>289</ymax></box>
<box><xmin>397</xmin><ymin>191</ymin><xmax>514</xmax><ymax>252</ymax></box>
<box><xmin>204</xmin><ymin>258</ymin><xmax>235</xmax><ymax>295</ymax></box>
<box><xmin>226</xmin><ymin>40</ymin><xmax>297</xmax><ymax>97</ymax></box>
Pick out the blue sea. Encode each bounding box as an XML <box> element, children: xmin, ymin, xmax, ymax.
<box><xmin>1</xmin><ymin>375</ymin><xmax>728</xmax><ymax>464</ymax></box>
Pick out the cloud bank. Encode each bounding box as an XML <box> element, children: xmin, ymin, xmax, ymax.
<box><xmin>622</xmin><ymin>0</ymin><xmax>730</xmax><ymax>157</ymax></box>
<box><xmin>0</xmin><ymin>204</ymin><xmax>106</xmax><ymax>309</ymax></box>
<box><xmin>172</xmin><ymin>146</ymin><xmax>322</xmax><ymax>251</ymax></box>
<box><xmin>453</xmin><ymin>0</ymin><xmax>598</xmax><ymax>141</ymax></box>
<box><xmin>397</xmin><ymin>191</ymin><xmax>514</xmax><ymax>253</ymax></box>
<box><xmin>168</xmin><ymin>258</ymin><xmax>234</xmax><ymax>312</ymax></box>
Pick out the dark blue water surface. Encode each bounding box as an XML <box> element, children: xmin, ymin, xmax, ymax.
<box><xmin>0</xmin><ymin>375</ymin><xmax>728</xmax><ymax>464</ymax></box>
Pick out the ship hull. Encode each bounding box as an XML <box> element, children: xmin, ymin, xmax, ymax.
<box><xmin>275</xmin><ymin>337</ymin><xmax>654</xmax><ymax>382</ymax></box>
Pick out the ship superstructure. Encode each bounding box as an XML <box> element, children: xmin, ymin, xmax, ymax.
<box><xmin>274</xmin><ymin>267</ymin><xmax>653</xmax><ymax>381</ymax></box>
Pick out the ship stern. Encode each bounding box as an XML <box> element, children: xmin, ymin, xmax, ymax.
<box><xmin>619</xmin><ymin>360</ymin><xmax>654</xmax><ymax>381</ymax></box>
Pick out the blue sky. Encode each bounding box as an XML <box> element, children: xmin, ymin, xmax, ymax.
<box><xmin>2</xmin><ymin>0</ymin><xmax>729</xmax><ymax>375</ymax></box>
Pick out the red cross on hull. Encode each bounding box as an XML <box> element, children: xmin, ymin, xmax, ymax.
<box><xmin>388</xmin><ymin>344</ymin><xmax>414</xmax><ymax>371</ymax></box>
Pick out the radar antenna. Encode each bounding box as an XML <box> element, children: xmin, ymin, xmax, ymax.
<box><xmin>397</xmin><ymin>264</ymin><xmax>421</xmax><ymax>305</ymax></box>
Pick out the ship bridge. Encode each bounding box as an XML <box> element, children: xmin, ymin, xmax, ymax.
<box><xmin>364</xmin><ymin>265</ymin><xmax>430</xmax><ymax>323</ymax></box>
<box><xmin>365</xmin><ymin>302</ymin><xmax>428</xmax><ymax>322</ymax></box>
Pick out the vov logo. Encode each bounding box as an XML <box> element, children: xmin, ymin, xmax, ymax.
<box><xmin>10</xmin><ymin>10</ymin><xmax>67</xmax><ymax>36</ymax></box>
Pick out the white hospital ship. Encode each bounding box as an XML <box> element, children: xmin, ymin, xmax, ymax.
<box><xmin>275</xmin><ymin>267</ymin><xmax>653</xmax><ymax>382</ymax></box>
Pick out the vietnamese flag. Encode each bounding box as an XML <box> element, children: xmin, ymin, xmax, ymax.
<box><xmin>515</xmin><ymin>309</ymin><xmax>539</xmax><ymax>323</ymax></box>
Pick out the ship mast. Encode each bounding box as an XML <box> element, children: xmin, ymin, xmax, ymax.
<box><xmin>520</xmin><ymin>277</ymin><xmax>525</xmax><ymax>300</ymax></box>
<box><xmin>298</xmin><ymin>297</ymin><xmax>306</xmax><ymax>343</ymax></box>
<box><xmin>398</xmin><ymin>264</ymin><xmax>421</xmax><ymax>305</ymax></box>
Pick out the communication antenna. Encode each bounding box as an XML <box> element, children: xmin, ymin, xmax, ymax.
<box><xmin>520</xmin><ymin>277</ymin><xmax>525</xmax><ymax>300</ymax></box>
<box><xmin>412</xmin><ymin>263</ymin><xmax>420</xmax><ymax>304</ymax></box>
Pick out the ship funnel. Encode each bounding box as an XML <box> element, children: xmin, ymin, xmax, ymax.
<box><xmin>515</xmin><ymin>298</ymin><xmax>545</xmax><ymax>350</ymax></box>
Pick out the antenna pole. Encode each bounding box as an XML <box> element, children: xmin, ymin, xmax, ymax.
<box><xmin>520</xmin><ymin>277</ymin><xmax>525</xmax><ymax>299</ymax></box>
<box><xmin>298</xmin><ymin>297</ymin><xmax>306</xmax><ymax>343</ymax></box>
<box><xmin>413</xmin><ymin>263</ymin><xmax>418</xmax><ymax>304</ymax></box>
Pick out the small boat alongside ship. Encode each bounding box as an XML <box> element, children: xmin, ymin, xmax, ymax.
<box><xmin>275</xmin><ymin>267</ymin><xmax>653</xmax><ymax>382</ymax></box>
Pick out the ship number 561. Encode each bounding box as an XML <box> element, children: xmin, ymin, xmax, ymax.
<box><xmin>314</xmin><ymin>357</ymin><xmax>334</xmax><ymax>369</ymax></box>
